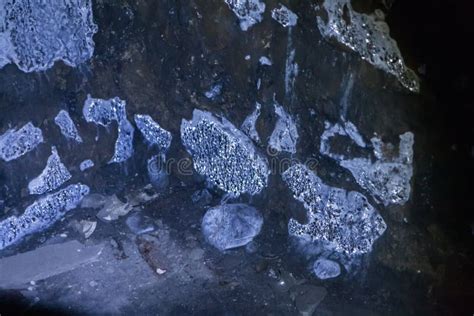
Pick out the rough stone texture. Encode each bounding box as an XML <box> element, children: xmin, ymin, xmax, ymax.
<box><xmin>313</xmin><ymin>258</ymin><xmax>341</xmax><ymax>280</ymax></box>
<box><xmin>224</xmin><ymin>0</ymin><xmax>265</xmax><ymax>31</ymax></box>
<box><xmin>271</xmin><ymin>4</ymin><xmax>298</xmax><ymax>27</ymax></box>
<box><xmin>54</xmin><ymin>110</ymin><xmax>83</xmax><ymax>143</ymax></box>
<box><xmin>282</xmin><ymin>164</ymin><xmax>386</xmax><ymax>255</ymax></box>
<box><xmin>28</xmin><ymin>146</ymin><xmax>72</xmax><ymax>195</ymax></box>
<box><xmin>269</xmin><ymin>103</ymin><xmax>299</xmax><ymax>154</ymax></box>
<box><xmin>0</xmin><ymin>0</ymin><xmax>97</xmax><ymax>72</ymax></box>
<box><xmin>0</xmin><ymin>122</ymin><xmax>43</xmax><ymax>162</ymax></box>
<box><xmin>316</xmin><ymin>0</ymin><xmax>419</xmax><ymax>92</ymax></box>
<box><xmin>181</xmin><ymin>109</ymin><xmax>269</xmax><ymax>196</ymax></box>
<box><xmin>134</xmin><ymin>114</ymin><xmax>172</xmax><ymax>152</ymax></box>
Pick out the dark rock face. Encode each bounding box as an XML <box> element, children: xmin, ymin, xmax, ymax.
<box><xmin>0</xmin><ymin>0</ymin><xmax>472</xmax><ymax>315</ymax></box>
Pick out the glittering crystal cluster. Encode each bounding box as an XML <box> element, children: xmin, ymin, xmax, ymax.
<box><xmin>181</xmin><ymin>109</ymin><xmax>269</xmax><ymax>196</ymax></box>
<box><xmin>320</xmin><ymin>120</ymin><xmax>414</xmax><ymax>206</ymax></box>
<box><xmin>0</xmin><ymin>122</ymin><xmax>43</xmax><ymax>162</ymax></box>
<box><xmin>28</xmin><ymin>147</ymin><xmax>72</xmax><ymax>195</ymax></box>
<box><xmin>83</xmin><ymin>95</ymin><xmax>134</xmax><ymax>163</ymax></box>
<box><xmin>224</xmin><ymin>0</ymin><xmax>266</xmax><ymax>31</ymax></box>
<box><xmin>282</xmin><ymin>164</ymin><xmax>387</xmax><ymax>255</ymax></box>
<box><xmin>134</xmin><ymin>114</ymin><xmax>172</xmax><ymax>152</ymax></box>
<box><xmin>0</xmin><ymin>184</ymin><xmax>89</xmax><ymax>250</ymax></box>
<box><xmin>54</xmin><ymin>110</ymin><xmax>83</xmax><ymax>143</ymax></box>
<box><xmin>271</xmin><ymin>4</ymin><xmax>298</xmax><ymax>27</ymax></box>
<box><xmin>316</xmin><ymin>0</ymin><xmax>419</xmax><ymax>92</ymax></box>
<box><xmin>0</xmin><ymin>0</ymin><xmax>97</xmax><ymax>72</ymax></box>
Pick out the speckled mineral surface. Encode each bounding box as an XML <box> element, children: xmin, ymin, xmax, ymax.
<box><xmin>83</xmin><ymin>95</ymin><xmax>134</xmax><ymax>163</ymax></box>
<box><xmin>201</xmin><ymin>203</ymin><xmax>263</xmax><ymax>251</ymax></box>
<box><xmin>79</xmin><ymin>159</ymin><xmax>94</xmax><ymax>171</ymax></box>
<box><xmin>0</xmin><ymin>183</ymin><xmax>89</xmax><ymax>250</ymax></box>
<box><xmin>0</xmin><ymin>122</ymin><xmax>43</xmax><ymax>162</ymax></box>
<box><xmin>28</xmin><ymin>147</ymin><xmax>72</xmax><ymax>195</ymax></box>
<box><xmin>269</xmin><ymin>103</ymin><xmax>299</xmax><ymax>154</ymax></box>
<box><xmin>316</xmin><ymin>0</ymin><xmax>419</xmax><ymax>92</ymax></box>
<box><xmin>181</xmin><ymin>109</ymin><xmax>269</xmax><ymax>196</ymax></box>
<box><xmin>271</xmin><ymin>4</ymin><xmax>298</xmax><ymax>27</ymax></box>
<box><xmin>282</xmin><ymin>164</ymin><xmax>387</xmax><ymax>255</ymax></box>
<box><xmin>134</xmin><ymin>114</ymin><xmax>172</xmax><ymax>152</ymax></box>
<box><xmin>320</xmin><ymin>120</ymin><xmax>414</xmax><ymax>205</ymax></box>
<box><xmin>54</xmin><ymin>110</ymin><xmax>83</xmax><ymax>143</ymax></box>
<box><xmin>224</xmin><ymin>0</ymin><xmax>266</xmax><ymax>31</ymax></box>
<box><xmin>0</xmin><ymin>0</ymin><xmax>97</xmax><ymax>72</ymax></box>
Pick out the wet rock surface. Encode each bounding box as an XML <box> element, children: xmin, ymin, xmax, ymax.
<box><xmin>0</xmin><ymin>0</ymin><xmax>472</xmax><ymax>315</ymax></box>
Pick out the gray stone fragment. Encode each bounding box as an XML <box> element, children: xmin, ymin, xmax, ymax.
<box><xmin>316</xmin><ymin>0</ymin><xmax>419</xmax><ymax>92</ymax></box>
<box><xmin>0</xmin><ymin>240</ymin><xmax>103</xmax><ymax>289</ymax></box>
<box><xmin>28</xmin><ymin>146</ymin><xmax>72</xmax><ymax>195</ymax></box>
<box><xmin>224</xmin><ymin>0</ymin><xmax>266</xmax><ymax>31</ymax></box>
<box><xmin>95</xmin><ymin>195</ymin><xmax>133</xmax><ymax>222</ymax></box>
<box><xmin>82</xmin><ymin>95</ymin><xmax>134</xmax><ymax>163</ymax></box>
<box><xmin>201</xmin><ymin>203</ymin><xmax>263</xmax><ymax>251</ymax></box>
<box><xmin>134</xmin><ymin>114</ymin><xmax>172</xmax><ymax>152</ymax></box>
<box><xmin>147</xmin><ymin>154</ymin><xmax>169</xmax><ymax>190</ymax></box>
<box><xmin>0</xmin><ymin>0</ymin><xmax>97</xmax><ymax>72</ymax></box>
<box><xmin>181</xmin><ymin>109</ymin><xmax>269</xmax><ymax>196</ymax></box>
<box><xmin>0</xmin><ymin>183</ymin><xmax>90</xmax><ymax>250</ymax></box>
<box><xmin>54</xmin><ymin>110</ymin><xmax>83</xmax><ymax>143</ymax></box>
<box><xmin>269</xmin><ymin>103</ymin><xmax>299</xmax><ymax>154</ymax></box>
<box><xmin>0</xmin><ymin>122</ymin><xmax>43</xmax><ymax>162</ymax></box>
<box><xmin>313</xmin><ymin>258</ymin><xmax>341</xmax><ymax>279</ymax></box>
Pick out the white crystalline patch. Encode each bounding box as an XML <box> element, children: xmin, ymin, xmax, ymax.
<box><xmin>28</xmin><ymin>147</ymin><xmax>72</xmax><ymax>195</ymax></box>
<box><xmin>0</xmin><ymin>122</ymin><xmax>43</xmax><ymax>162</ymax></box>
<box><xmin>204</xmin><ymin>83</ymin><xmax>222</xmax><ymax>99</ymax></box>
<box><xmin>241</xmin><ymin>102</ymin><xmax>261</xmax><ymax>143</ymax></box>
<box><xmin>134</xmin><ymin>114</ymin><xmax>172</xmax><ymax>152</ymax></box>
<box><xmin>83</xmin><ymin>95</ymin><xmax>134</xmax><ymax>163</ymax></box>
<box><xmin>282</xmin><ymin>164</ymin><xmax>387</xmax><ymax>256</ymax></box>
<box><xmin>181</xmin><ymin>109</ymin><xmax>269</xmax><ymax>196</ymax></box>
<box><xmin>0</xmin><ymin>183</ymin><xmax>89</xmax><ymax>250</ymax></box>
<box><xmin>340</xmin><ymin>132</ymin><xmax>414</xmax><ymax>206</ymax></box>
<box><xmin>224</xmin><ymin>0</ymin><xmax>266</xmax><ymax>31</ymax></box>
<box><xmin>271</xmin><ymin>4</ymin><xmax>298</xmax><ymax>27</ymax></box>
<box><xmin>79</xmin><ymin>159</ymin><xmax>94</xmax><ymax>171</ymax></box>
<box><xmin>269</xmin><ymin>103</ymin><xmax>299</xmax><ymax>154</ymax></box>
<box><xmin>320</xmin><ymin>120</ymin><xmax>414</xmax><ymax>206</ymax></box>
<box><xmin>259</xmin><ymin>56</ymin><xmax>272</xmax><ymax>66</ymax></box>
<box><xmin>201</xmin><ymin>203</ymin><xmax>263</xmax><ymax>251</ymax></box>
<box><xmin>316</xmin><ymin>0</ymin><xmax>419</xmax><ymax>92</ymax></box>
<box><xmin>0</xmin><ymin>0</ymin><xmax>97</xmax><ymax>72</ymax></box>
<box><xmin>54</xmin><ymin>110</ymin><xmax>82</xmax><ymax>143</ymax></box>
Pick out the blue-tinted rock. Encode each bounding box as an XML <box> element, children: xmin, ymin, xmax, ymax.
<box><xmin>147</xmin><ymin>154</ymin><xmax>168</xmax><ymax>190</ymax></box>
<box><xmin>201</xmin><ymin>203</ymin><xmax>263</xmax><ymax>251</ymax></box>
<box><xmin>241</xmin><ymin>102</ymin><xmax>261</xmax><ymax>143</ymax></box>
<box><xmin>0</xmin><ymin>183</ymin><xmax>89</xmax><ymax>250</ymax></box>
<box><xmin>224</xmin><ymin>0</ymin><xmax>265</xmax><ymax>31</ymax></box>
<box><xmin>313</xmin><ymin>258</ymin><xmax>341</xmax><ymax>279</ymax></box>
<box><xmin>54</xmin><ymin>110</ymin><xmax>83</xmax><ymax>143</ymax></box>
<box><xmin>282</xmin><ymin>164</ymin><xmax>386</xmax><ymax>256</ymax></box>
<box><xmin>83</xmin><ymin>95</ymin><xmax>134</xmax><ymax>163</ymax></box>
<box><xmin>271</xmin><ymin>4</ymin><xmax>298</xmax><ymax>27</ymax></box>
<box><xmin>28</xmin><ymin>146</ymin><xmax>72</xmax><ymax>195</ymax></box>
<box><xmin>181</xmin><ymin>109</ymin><xmax>269</xmax><ymax>196</ymax></box>
<box><xmin>134</xmin><ymin>114</ymin><xmax>172</xmax><ymax>152</ymax></box>
<box><xmin>269</xmin><ymin>103</ymin><xmax>299</xmax><ymax>154</ymax></box>
<box><xmin>0</xmin><ymin>122</ymin><xmax>43</xmax><ymax>162</ymax></box>
<box><xmin>79</xmin><ymin>159</ymin><xmax>94</xmax><ymax>171</ymax></box>
<box><xmin>316</xmin><ymin>0</ymin><xmax>419</xmax><ymax>92</ymax></box>
<box><xmin>0</xmin><ymin>0</ymin><xmax>97</xmax><ymax>72</ymax></box>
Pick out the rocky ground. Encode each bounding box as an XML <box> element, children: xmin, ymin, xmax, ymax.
<box><xmin>0</xmin><ymin>0</ymin><xmax>473</xmax><ymax>315</ymax></box>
